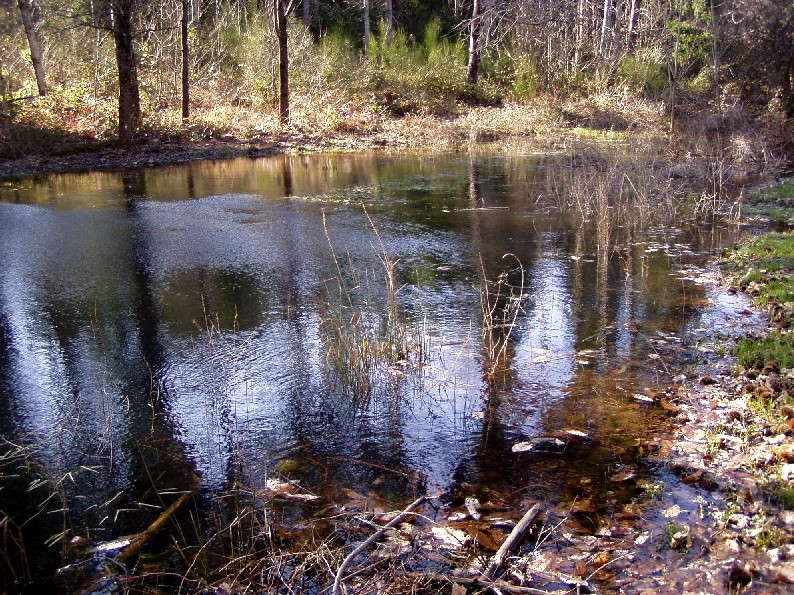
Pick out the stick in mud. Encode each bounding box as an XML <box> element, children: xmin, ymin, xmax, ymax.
<box><xmin>116</xmin><ymin>488</ymin><xmax>197</xmax><ymax>564</ymax></box>
<box><xmin>484</xmin><ymin>502</ymin><xmax>543</xmax><ymax>580</ymax></box>
<box><xmin>332</xmin><ymin>495</ymin><xmax>426</xmax><ymax>595</ymax></box>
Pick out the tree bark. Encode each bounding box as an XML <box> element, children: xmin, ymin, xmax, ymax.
<box><xmin>385</xmin><ymin>0</ymin><xmax>393</xmax><ymax>45</ymax></box>
<box><xmin>276</xmin><ymin>0</ymin><xmax>290</xmax><ymax>124</ymax></box>
<box><xmin>599</xmin><ymin>0</ymin><xmax>614</xmax><ymax>58</ymax></box>
<box><xmin>467</xmin><ymin>0</ymin><xmax>482</xmax><ymax>85</ymax></box>
<box><xmin>17</xmin><ymin>0</ymin><xmax>47</xmax><ymax>96</ymax></box>
<box><xmin>113</xmin><ymin>0</ymin><xmax>141</xmax><ymax>147</ymax></box>
<box><xmin>783</xmin><ymin>60</ymin><xmax>794</xmax><ymax>118</ymax></box>
<box><xmin>302</xmin><ymin>0</ymin><xmax>310</xmax><ymax>29</ymax></box>
<box><xmin>181</xmin><ymin>0</ymin><xmax>190</xmax><ymax>119</ymax></box>
<box><xmin>363</xmin><ymin>0</ymin><xmax>370</xmax><ymax>54</ymax></box>
<box><xmin>626</xmin><ymin>0</ymin><xmax>640</xmax><ymax>50</ymax></box>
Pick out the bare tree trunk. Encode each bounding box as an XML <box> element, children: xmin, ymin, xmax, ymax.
<box><xmin>302</xmin><ymin>0</ymin><xmax>310</xmax><ymax>28</ymax></box>
<box><xmin>181</xmin><ymin>0</ymin><xmax>190</xmax><ymax>119</ymax></box>
<box><xmin>467</xmin><ymin>0</ymin><xmax>482</xmax><ymax>85</ymax></box>
<box><xmin>669</xmin><ymin>0</ymin><xmax>683</xmax><ymax>132</ymax></box>
<box><xmin>780</xmin><ymin>59</ymin><xmax>794</xmax><ymax>118</ymax></box>
<box><xmin>363</xmin><ymin>0</ymin><xmax>370</xmax><ymax>54</ymax></box>
<box><xmin>385</xmin><ymin>0</ymin><xmax>393</xmax><ymax>45</ymax></box>
<box><xmin>17</xmin><ymin>0</ymin><xmax>47</xmax><ymax>95</ymax></box>
<box><xmin>599</xmin><ymin>0</ymin><xmax>614</xmax><ymax>58</ymax></box>
<box><xmin>574</xmin><ymin>0</ymin><xmax>585</xmax><ymax>67</ymax></box>
<box><xmin>113</xmin><ymin>0</ymin><xmax>141</xmax><ymax>147</ymax></box>
<box><xmin>626</xmin><ymin>0</ymin><xmax>640</xmax><ymax>50</ymax></box>
<box><xmin>276</xmin><ymin>0</ymin><xmax>289</xmax><ymax>124</ymax></box>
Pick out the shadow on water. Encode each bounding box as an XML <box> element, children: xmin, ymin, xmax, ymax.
<box><xmin>0</xmin><ymin>149</ymin><xmax>753</xmax><ymax>589</ymax></box>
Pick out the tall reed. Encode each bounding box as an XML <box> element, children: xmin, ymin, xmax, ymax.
<box><xmin>320</xmin><ymin>207</ymin><xmax>425</xmax><ymax>401</ymax></box>
<box><xmin>480</xmin><ymin>254</ymin><xmax>526</xmax><ymax>380</ymax></box>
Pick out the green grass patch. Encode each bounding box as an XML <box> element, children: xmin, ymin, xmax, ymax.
<box><xmin>743</xmin><ymin>179</ymin><xmax>794</xmax><ymax>225</ymax></box>
<box><xmin>748</xmin><ymin>179</ymin><xmax>794</xmax><ymax>205</ymax></box>
<box><xmin>775</xmin><ymin>487</ymin><xmax>794</xmax><ymax>510</ymax></box>
<box><xmin>733</xmin><ymin>331</ymin><xmax>794</xmax><ymax>370</ymax></box>
<box><xmin>726</xmin><ymin>232</ymin><xmax>794</xmax><ymax>319</ymax></box>
<box><xmin>735</xmin><ymin>232</ymin><xmax>794</xmax><ymax>268</ymax></box>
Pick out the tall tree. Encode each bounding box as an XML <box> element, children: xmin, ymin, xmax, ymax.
<box><xmin>599</xmin><ymin>0</ymin><xmax>614</xmax><ymax>58</ymax></box>
<box><xmin>363</xmin><ymin>0</ymin><xmax>369</xmax><ymax>51</ymax></box>
<box><xmin>385</xmin><ymin>0</ymin><xmax>393</xmax><ymax>44</ymax></box>
<box><xmin>467</xmin><ymin>0</ymin><xmax>482</xmax><ymax>85</ymax></box>
<box><xmin>181</xmin><ymin>0</ymin><xmax>189</xmax><ymax>119</ymax></box>
<box><xmin>17</xmin><ymin>0</ymin><xmax>47</xmax><ymax>95</ymax></box>
<box><xmin>626</xmin><ymin>0</ymin><xmax>640</xmax><ymax>50</ymax></box>
<box><xmin>275</xmin><ymin>0</ymin><xmax>297</xmax><ymax>124</ymax></box>
<box><xmin>112</xmin><ymin>0</ymin><xmax>142</xmax><ymax>146</ymax></box>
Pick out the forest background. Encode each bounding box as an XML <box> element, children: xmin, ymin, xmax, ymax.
<box><xmin>1</xmin><ymin>0</ymin><xmax>793</xmax><ymax>159</ymax></box>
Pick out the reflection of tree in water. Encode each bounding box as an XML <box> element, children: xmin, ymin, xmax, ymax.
<box><xmin>447</xmin><ymin>157</ymin><xmax>722</xmax><ymax>523</ymax></box>
<box><xmin>113</xmin><ymin>173</ymin><xmax>198</xmax><ymax>532</ymax></box>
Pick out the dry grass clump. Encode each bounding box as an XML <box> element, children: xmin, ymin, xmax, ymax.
<box><xmin>319</xmin><ymin>209</ymin><xmax>427</xmax><ymax>401</ymax></box>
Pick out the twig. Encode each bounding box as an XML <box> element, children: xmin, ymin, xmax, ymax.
<box><xmin>332</xmin><ymin>495</ymin><xmax>426</xmax><ymax>595</ymax></box>
<box><xmin>484</xmin><ymin>502</ymin><xmax>542</xmax><ymax>580</ymax></box>
<box><xmin>116</xmin><ymin>487</ymin><xmax>197</xmax><ymax>564</ymax></box>
<box><xmin>400</xmin><ymin>572</ymin><xmax>550</xmax><ymax>595</ymax></box>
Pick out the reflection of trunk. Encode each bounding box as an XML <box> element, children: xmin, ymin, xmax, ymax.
<box><xmin>113</xmin><ymin>0</ymin><xmax>141</xmax><ymax>147</ymax></box>
<box><xmin>186</xmin><ymin>167</ymin><xmax>196</xmax><ymax>199</ymax></box>
<box><xmin>466</xmin><ymin>0</ymin><xmax>482</xmax><ymax>85</ymax></box>
<box><xmin>468</xmin><ymin>156</ymin><xmax>482</xmax><ymax>206</ymax></box>
<box><xmin>0</xmin><ymin>314</ymin><xmax>14</xmax><ymax>437</ymax></box>
<box><xmin>276</xmin><ymin>0</ymin><xmax>290</xmax><ymax>124</ymax></box>
<box><xmin>121</xmin><ymin>171</ymin><xmax>198</xmax><ymax>527</ymax></box>
<box><xmin>282</xmin><ymin>157</ymin><xmax>293</xmax><ymax>197</ymax></box>
<box><xmin>181</xmin><ymin>0</ymin><xmax>190</xmax><ymax>120</ymax></box>
<box><xmin>17</xmin><ymin>0</ymin><xmax>47</xmax><ymax>96</ymax></box>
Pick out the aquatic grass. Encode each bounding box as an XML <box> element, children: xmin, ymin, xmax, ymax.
<box><xmin>320</xmin><ymin>208</ymin><xmax>426</xmax><ymax>401</ymax></box>
<box><xmin>543</xmin><ymin>144</ymin><xmax>679</xmax><ymax>239</ymax></box>
<box><xmin>480</xmin><ymin>254</ymin><xmax>526</xmax><ymax>381</ymax></box>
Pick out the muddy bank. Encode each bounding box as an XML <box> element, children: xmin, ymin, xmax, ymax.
<box><xmin>0</xmin><ymin>130</ymin><xmax>391</xmax><ymax>181</ymax></box>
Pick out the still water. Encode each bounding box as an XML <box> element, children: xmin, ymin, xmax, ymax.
<box><xmin>0</xmin><ymin>151</ymin><xmax>752</xmax><ymax>552</ymax></box>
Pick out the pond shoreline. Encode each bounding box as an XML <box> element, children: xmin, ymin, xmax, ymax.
<box><xmin>0</xmin><ymin>100</ymin><xmax>736</xmax><ymax>182</ymax></box>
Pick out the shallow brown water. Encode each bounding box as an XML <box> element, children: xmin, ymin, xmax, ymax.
<box><xmin>0</xmin><ymin>151</ymin><xmax>760</xmax><ymax>585</ymax></box>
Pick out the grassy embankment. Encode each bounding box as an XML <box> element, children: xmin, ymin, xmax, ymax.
<box><xmin>724</xmin><ymin>180</ymin><xmax>794</xmax><ymax>510</ymax></box>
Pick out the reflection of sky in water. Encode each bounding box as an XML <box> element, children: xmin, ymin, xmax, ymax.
<box><xmin>0</xmin><ymin>153</ymin><xmax>760</xmax><ymax>521</ymax></box>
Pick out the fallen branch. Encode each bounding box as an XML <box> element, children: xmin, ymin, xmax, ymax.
<box><xmin>400</xmin><ymin>572</ymin><xmax>551</xmax><ymax>595</ymax></box>
<box><xmin>484</xmin><ymin>502</ymin><xmax>543</xmax><ymax>580</ymax></box>
<box><xmin>332</xmin><ymin>495</ymin><xmax>426</xmax><ymax>595</ymax></box>
<box><xmin>116</xmin><ymin>487</ymin><xmax>197</xmax><ymax>564</ymax></box>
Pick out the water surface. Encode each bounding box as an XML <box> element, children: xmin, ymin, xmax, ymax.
<box><xmin>0</xmin><ymin>151</ymin><xmax>755</xmax><ymax>550</ymax></box>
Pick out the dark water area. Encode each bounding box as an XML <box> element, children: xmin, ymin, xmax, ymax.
<box><xmin>0</xmin><ymin>151</ymin><xmax>758</xmax><ymax>586</ymax></box>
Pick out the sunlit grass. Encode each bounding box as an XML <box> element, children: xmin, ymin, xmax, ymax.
<box><xmin>733</xmin><ymin>332</ymin><xmax>794</xmax><ymax>370</ymax></box>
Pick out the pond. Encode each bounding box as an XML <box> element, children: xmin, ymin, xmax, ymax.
<box><xmin>0</xmin><ymin>150</ymin><xmax>757</xmax><ymax>586</ymax></box>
